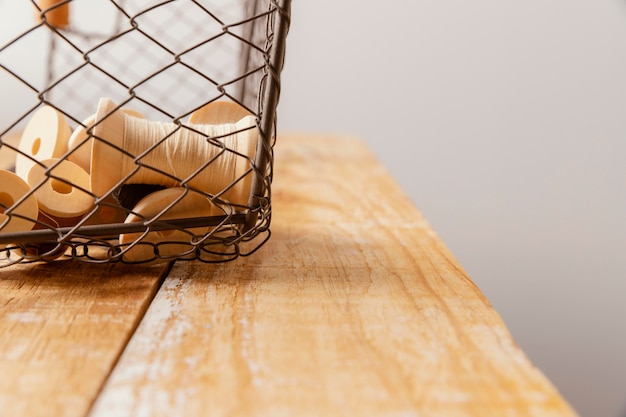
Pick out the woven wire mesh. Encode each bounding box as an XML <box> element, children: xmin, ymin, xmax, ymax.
<box><xmin>0</xmin><ymin>0</ymin><xmax>290</xmax><ymax>266</ymax></box>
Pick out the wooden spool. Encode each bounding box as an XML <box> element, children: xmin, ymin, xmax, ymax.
<box><xmin>16</xmin><ymin>105</ymin><xmax>71</xmax><ymax>181</ymax></box>
<box><xmin>0</xmin><ymin>131</ymin><xmax>21</xmax><ymax>171</ymax></box>
<box><xmin>91</xmin><ymin>98</ymin><xmax>258</xmax><ymax>207</ymax></box>
<box><xmin>26</xmin><ymin>158</ymin><xmax>94</xmax><ymax>225</ymax></box>
<box><xmin>0</xmin><ymin>170</ymin><xmax>39</xmax><ymax>234</ymax></box>
<box><xmin>119</xmin><ymin>187</ymin><xmax>222</xmax><ymax>263</ymax></box>
<box><xmin>81</xmin><ymin>194</ymin><xmax>127</xmax><ymax>226</ymax></box>
<box><xmin>188</xmin><ymin>101</ymin><xmax>252</xmax><ymax>124</ymax></box>
<box><xmin>35</xmin><ymin>0</ymin><xmax>70</xmax><ymax>29</ymax></box>
<box><xmin>68</xmin><ymin>108</ymin><xmax>144</xmax><ymax>173</ymax></box>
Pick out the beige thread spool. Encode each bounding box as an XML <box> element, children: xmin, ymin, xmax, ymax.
<box><xmin>119</xmin><ymin>187</ymin><xmax>222</xmax><ymax>263</ymax></box>
<box><xmin>68</xmin><ymin>108</ymin><xmax>144</xmax><ymax>173</ymax></box>
<box><xmin>0</xmin><ymin>170</ymin><xmax>39</xmax><ymax>234</ymax></box>
<box><xmin>16</xmin><ymin>105</ymin><xmax>71</xmax><ymax>180</ymax></box>
<box><xmin>91</xmin><ymin>98</ymin><xmax>258</xmax><ymax>206</ymax></box>
<box><xmin>35</xmin><ymin>0</ymin><xmax>70</xmax><ymax>29</ymax></box>
<box><xmin>188</xmin><ymin>101</ymin><xmax>252</xmax><ymax>124</ymax></box>
<box><xmin>27</xmin><ymin>158</ymin><xmax>94</xmax><ymax>225</ymax></box>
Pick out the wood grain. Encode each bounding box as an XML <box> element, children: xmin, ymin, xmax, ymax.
<box><xmin>0</xmin><ymin>261</ymin><xmax>169</xmax><ymax>417</ymax></box>
<box><xmin>91</xmin><ymin>134</ymin><xmax>578</xmax><ymax>417</ymax></box>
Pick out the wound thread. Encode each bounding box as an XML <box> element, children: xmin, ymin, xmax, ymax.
<box><xmin>121</xmin><ymin>115</ymin><xmax>256</xmax><ymax>206</ymax></box>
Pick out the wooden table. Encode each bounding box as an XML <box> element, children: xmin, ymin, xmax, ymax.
<box><xmin>0</xmin><ymin>134</ymin><xmax>578</xmax><ymax>417</ymax></box>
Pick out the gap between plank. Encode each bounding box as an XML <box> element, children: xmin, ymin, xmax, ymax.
<box><xmin>82</xmin><ymin>260</ymin><xmax>176</xmax><ymax>417</ymax></box>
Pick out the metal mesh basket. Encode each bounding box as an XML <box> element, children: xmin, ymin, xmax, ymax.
<box><xmin>0</xmin><ymin>0</ymin><xmax>291</xmax><ymax>266</ymax></box>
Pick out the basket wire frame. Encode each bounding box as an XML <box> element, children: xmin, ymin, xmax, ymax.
<box><xmin>0</xmin><ymin>0</ymin><xmax>291</xmax><ymax>266</ymax></box>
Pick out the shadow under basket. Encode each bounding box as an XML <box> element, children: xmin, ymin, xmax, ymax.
<box><xmin>0</xmin><ymin>0</ymin><xmax>291</xmax><ymax>266</ymax></box>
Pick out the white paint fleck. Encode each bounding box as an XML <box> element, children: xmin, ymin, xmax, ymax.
<box><xmin>5</xmin><ymin>311</ymin><xmax>42</xmax><ymax>323</ymax></box>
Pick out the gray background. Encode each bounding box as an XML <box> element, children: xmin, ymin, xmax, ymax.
<box><xmin>0</xmin><ymin>1</ymin><xmax>624</xmax><ymax>416</ymax></box>
<box><xmin>277</xmin><ymin>2</ymin><xmax>626</xmax><ymax>417</ymax></box>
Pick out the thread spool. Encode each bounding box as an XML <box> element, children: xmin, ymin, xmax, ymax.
<box><xmin>0</xmin><ymin>170</ymin><xmax>39</xmax><ymax>234</ymax></box>
<box><xmin>91</xmin><ymin>98</ymin><xmax>258</xmax><ymax>207</ymax></box>
<box><xmin>188</xmin><ymin>101</ymin><xmax>252</xmax><ymax>124</ymax></box>
<box><xmin>26</xmin><ymin>158</ymin><xmax>94</xmax><ymax>225</ymax></box>
<box><xmin>16</xmin><ymin>105</ymin><xmax>71</xmax><ymax>180</ymax></box>
<box><xmin>68</xmin><ymin>108</ymin><xmax>144</xmax><ymax>173</ymax></box>
<box><xmin>119</xmin><ymin>187</ymin><xmax>221</xmax><ymax>263</ymax></box>
<box><xmin>35</xmin><ymin>0</ymin><xmax>70</xmax><ymax>29</ymax></box>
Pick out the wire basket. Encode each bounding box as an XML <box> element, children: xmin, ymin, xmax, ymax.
<box><xmin>0</xmin><ymin>0</ymin><xmax>291</xmax><ymax>266</ymax></box>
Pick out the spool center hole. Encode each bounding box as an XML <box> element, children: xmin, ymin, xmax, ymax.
<box><xmin>51</xmin><ymin>179</ymin><xmax>72</xmax><ymax>194</ymax></box>
<box><xmin>32</xmin><ymin>137</ymin><xmax>41</xmax><ymax>155</ymax></box>
<box><xmin>0</xmin><ymin>192</ymin><xmax>14</xmax><ymax>215</ymax></box>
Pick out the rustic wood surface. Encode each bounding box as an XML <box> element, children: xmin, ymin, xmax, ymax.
<box><xmin>84</xmin><ymin>134</ymin><xmax>578</xmax><ymax>417</ymax></box>
<box><xmin>0</xmin><ymin>261</ymin><xmax>169</xmax><ymax>417</ymax></box>
<box><xmin>0</xmin><ymin>134</ymin><xmax>578</xmax><ymax>416</ymax></box>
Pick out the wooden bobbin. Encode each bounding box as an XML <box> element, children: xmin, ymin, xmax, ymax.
<box><xmin>188</xmin><ymin>101</ymin><xmax>252</xmax><ymax>124</ymax></box>
<box><xmin>26</xmin><ymin>158</ymin><xmax>94</xmax><ymax>225</ymax></box>
<box><xmin>91</xmin><ymin>98</ymin><xmax>258</xmax><ymax>207</ymax></box>
<box><xmin>16</xmin><ymin>105</ymin><xmax>71</xmax><ymax>180</ymax></box>
<box><xmin>68</xmin><ymin>108</ymin><xmax>144</xmax><ymax>173</ymax></box>
<box><xmin>119</xmin><ymin>187</ymin><xmax>222</xmax><ymax>263</ymax></box>
<box><xmin>81</xmin><ymin>194</ymin><xmax>127</xmax><ymax>226</ymax></box>
<box><xmin>0</xmin><ymin>131</ymin><xmax>21</xmax><ymax>171</ymax></box>
<box><xmin>35</xmin><ymin>0</ymin><xmax>70</xmax><ymax>29</ymax></box>
<box><xmin>0</xmin><ymin>170</ymin><xmax>39</xmax><ymax>234</ymax></box>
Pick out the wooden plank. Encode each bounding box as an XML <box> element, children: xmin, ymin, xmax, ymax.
<box><xmin>0</xmin><ymin>261</ymin><xmax>169</xmax><ymax>417</ymax></box>
<box><xmin>90</xmin><ymin>134</ymin><xmax>578</xmax><ymax>417</ymax></box>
